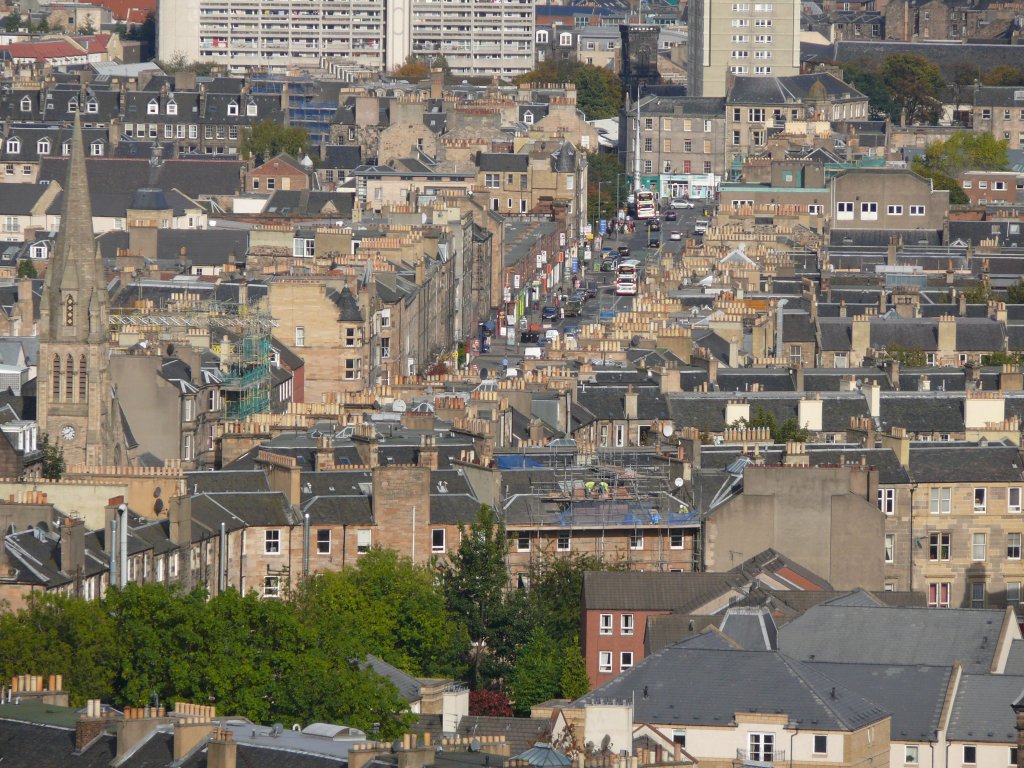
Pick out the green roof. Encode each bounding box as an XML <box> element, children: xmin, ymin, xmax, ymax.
<box><xmin>0</xmin><ymin>700</ymin><xmax>80</xmax><ymax>728</ymax></box>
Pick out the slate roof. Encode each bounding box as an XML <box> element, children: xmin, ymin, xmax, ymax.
<box><xmin>364</xmin><ymin>655</ymin><xmax>423</xmax><ymax>702</ymax></box>
<box><xmin>666</xmin><ymin>394</ymin><xmax>869</xmax><ymax>433</ymax></box>
<box><xmin>476</xmin><ymin>153</ymin><xmax>529</xmax><ymax>173</ymax></box>
<box><xmin>38</xmin><ymin>157</ymin><xmax>243</xmax><ymax>199</ymax></box>
<box><xmin>718</xmin><ymin>606</ymin><xmax>778</xmax><ymax>650</ymax></box>
<box><xmin>778</xmin><ymin>604</ymin><xmax>1012</xmax><ymax>673</ymax></box>
<box><xmin>728</xmin><ymin>72</ymin><xmax>867</xmax><ymax>105</ymax></box>
<box><xmin>909</xmin><ymin>443</ymin><xmax>1024</xmax><ymax>483</ymax></box>
<box><xmin>456</xmin><ymin>717</ymin><xmax>549</xmax><ymax>756</ymax></box>
<box><xmin>806</xmin><ymin>662</ymin><xmax>953</xmax><ymax>742</ymax></box>
<box><xmin>576</xmin><ymin>647</ymin><xmax>889</xmax><ymax>731</ymax></box>
<box><xmin>947</xmin><ymin>674</ymin><xmax>1024</xmax><ymax>743</ymax></box>
<box><xmin>879</xmin><ymin>394</ymin><xmax>966</xmax><ymax>433</ymax></box>
<box><xmin>828</xmin><ymin>40</ymin><xmax>1024</xmax><ymax>82</ymax></box>
<box><xmin>0</xmin><ymin>184</ymin><xmax>52</xmax><ymax>216</ymax></box>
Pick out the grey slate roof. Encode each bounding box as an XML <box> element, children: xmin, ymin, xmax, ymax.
<box><xmin>778</xmin><ymin>604</ymin><xmax>1012</xmax><ymax>673</ymax></box>
<box><xmin>456</xmin><ymin>717</ymin><xmax>549</xmax><ymax>756</ymax></box>
<box><xmin>806</xmin><ymin>662</ymin><xmax>953</xmax><ymax>742</ymax></box>
<box><xmin>576</xmin><ymin>647</ymin><xmax>889</xmax><ymax>731</ymax></box>
<box><xmin>728</xmin><ymin>72</ymin><xmax>867</xmax><ymax>105</ymax></box>
<box><xmin>719</xmin><ymin>606</ymin><xmax>778</xmax><ymax>650</ymax></box>
<box><xmin>364</xmin><ymin>654</ymin><xmax>423</xmax><ymax>703</ymax></box>
<box><xmin>476</xmin><ymin>153</ymin><xmax>529</xmax><ymax>172</ymax></box>
<box><xmin>947</xmin><ymin>674</ymin><xmax>1024</xmax><ymax>743</ymax></box>
<box><xmin>908</xmin><ymin>443</ymin><xmax>1024</xmax><ymax>483</ymax></box>
<box><xmin>879</xmin><ymin>394</ymin><xmax>966</xmax><ymax>433</ymax></box>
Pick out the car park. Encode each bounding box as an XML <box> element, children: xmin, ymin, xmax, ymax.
<box><xmin>670</xmin><ymin>198</ymin><xmax>695</xmax><ymax>209</ymax></box>
<box><xmin>541</xmin><ymin>306</ymin><xmax>558</xmax><ymax>321</ymax></box>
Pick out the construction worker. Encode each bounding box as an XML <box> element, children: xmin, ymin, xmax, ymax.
<box><xmin>598</xmin><ymin>481</ymin><xmax>610</xmax><ymax>497</ymax></box>
<box><xmin>584</xmin><ymin>480</ymin><xmax>596</xmax><ymax>498</ymax></box>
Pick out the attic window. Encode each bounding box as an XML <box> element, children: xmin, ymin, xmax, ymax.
<box><xmin>90</xmin><ymin>140</ymin><xmax>104</xmax><ymax>157</ymax></box>
<box><xmin>523</xmin><ymin>110</ymin><xmax>534</xmax><ymax>125</ymax></box>
<box><xmin>5</xmin><ymin>138</ymin><xmax>19</xmax><ymax>154</ymax></box>
<box><xmin>19</xmin><ymin>96</ymin><xmax>31</xmax><ymax>112</ymax></box>
<box><xmin>68</xmin><ymin>99</ymin><xmax>78</xmax><ymax>113</ymax></box>
<box><xmin>62</xmin><ymin>142</ymin><xmax>71</xmax><ymax>156</ymax></box>
<box><xmin>246</xmin><ymin>101</ymin><xmax>257</xmax><ymax>117</ymax></box>
<box><xmin>86</xmin><ymin>100</ymin><xmax>98</xmax><ymax>114</ymax></box>
<box><xmin>147</xmin><ymin>98</ymin><xmax>159</xmax><ymax>115</ymax></box>
<box><xmin>227</xmin><ymin>101</ymin><xmax>239</xmax><ymax>116</ymax></box>
<box><xmin>166</xmin><ymin>99</ymin><xmax>178</xmax><ymax>116</ymax></box>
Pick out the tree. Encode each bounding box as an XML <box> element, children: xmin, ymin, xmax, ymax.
<box><xmin>587</xmin><ymin>152</ymin><xmax>627</xmax><ymax>222</ymax></box>
<box><xmin>39</xmin><ymin>434</ymin><xmax>65</xmax><ymax>480</ymax></box>
<box><xmin>910</xmin><ymin>162</ymin><xmax>970</xmax><ymax>204</ymax></box>
<box><xmin>469</xmin><ymin>689</ymin><xmax>513</xmax><ymax>716</ymax></box>
<box><xmin>527</xmin><ymin>552</ymin><xmax>623</xmax><ymax>647</ymax></box>
<box><xmin>961</xmin><ymin>283</ymin><xmax>994</xmax><ymax>304</ymax></box>
<box><xmin>881</xmin><ymin>54</ymin><xmax>944</xmax><ymax>125</ymax></box>
<box><xmin>559</xmin><ymin>637</ymin><xmax>590</xmax><ymax>701</ymax></box>
<box><xmin>516</xmin><ymin>61</ymin><xmax>622</xmax><ymax>120</ymax></box>
<box><xmin>17</xmin><ymin>260</ymin><xmax>37</xmax><ymax>279</ymax></box>
<box><xmin>438</xmin><ymin>506</ymin><xmax>510</xmax><ymax>687</ymax></box>
<box><xmin>78</xmin><ymin>18</ymin><xmax>96</xmax><ymax>35</ymax></box>
<box><xmin>884</xmin><ymin>343</ymin><xmax>927</xmax><ymax>367</ymax></box>
<box><xmin>507</xmin><ymin>626</ymin><xmax>561</xmax><ymax>715</ymax></box>
<box><xmin>392</xmin><ymin>54</ymin><xmax>430</xmax><ymax>80</ymax></box>
<box><xmin>1007</xmin><ymin>278</ymin><xmax>1024</xmax><ymax>304</ymax></box>
<box><xmin>841</xmin><ymin>62</ymin><xmax>900</xmax><ymax>122</ymax></box>
<box><xmin>739</xmin><ymin>406</ymin><xmax>808</xmax><ymax>444</ymax></box>
<box><xmin>238</xmin><ymin>122</ymin><xmax>309</xmax><ymax>163</ymax></box>
<box><xmin>2</xmin><ymin>13</ymin><xmax>20</xmax><ymax>33</ymax></box>
<box><xmin>982</xmin><ymin>66</ymin><xmax>1024</xmax><ymax>87</ymax></box>
<box><xmin>918</xmin><ymin>132</ymin><xmax>1009</xmax><ymax>178</ymax></box>
<box><xmin>982</xmin><ymin>351</ymin><xmax>1024</xmax><ymax>366</ymax></box>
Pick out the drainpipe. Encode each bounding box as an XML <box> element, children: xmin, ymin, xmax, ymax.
<box><xmin>411</xmin><ymin>505</ymin><xmax>417</xmax><ymax>562</ymax></box>
<box><xmin>110</xmin><ymin>518</ymin><xmax>118</xmax><ymax>587</ymax></box>
<box><xmin>303</xmin><ymin>513</ymin><xmax>310</xmax><ymax>578</ymax></box>
<box><xmin>909</xmin><ymin>483</ymin><xmax>918</xmax><ymax>592</ymax></box>
<box><xmin>219</xmin><ymin>522</ymin><xmax>227</xmax><ymax>593</ymax></box>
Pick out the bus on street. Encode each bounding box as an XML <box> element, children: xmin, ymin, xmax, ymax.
<box><xmin>635</xmin><ymin>190</ymin><xmax>656</xmax><ymax>219</ymax></box>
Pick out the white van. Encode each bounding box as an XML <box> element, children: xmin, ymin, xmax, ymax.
<box><xmin>523</xmin><ymin>346</ymin><xmax>542</xmax><ymax>359</ymax></box>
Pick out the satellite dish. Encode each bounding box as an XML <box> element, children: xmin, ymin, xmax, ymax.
<box><xmin>154</xmin><ymin>498</ymin><xmax>164</xmax><ymax>515</ymax></box>
<box><xmin>674</xmin><ymin>477</ymin><xmax>684</xmax><ymax>488</ymax></box>
<box><xmin>662</xmin><ymin>423</ymin><xmax>674</xmax><ymax>437</ymax></box>
<box><xmin>392</xmin><ymin>398</ymin><xmax>407</xmax><ymax>413</ymax></box>
<box><xmin>470</xmin><ymin>739</ymin><xmax>482</xmax><ymax>753</ymax></box>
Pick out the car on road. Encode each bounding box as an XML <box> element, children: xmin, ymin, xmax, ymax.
<box><xmin>670</xmin><ymin>198</ymin><xmax>695</xmax><ymax>209</ymax></box>
<box><xmin>563</xmin><ymin>324</ymin><xmax>581</xmax><ymax>337</ymax></box>
<box><xmin>541</xmin><ymin>306</ymin><xmax>558</xmax><ymax>321</ymax></box>
<box><xmin>648</xmin><ymin>238</ymin><xmax>660</xmax><ymax>249</ymax></box>
<box><xmin>585</xmin><ymin>280</ymin><xmax>599</xmax><ymax>298</ymax></box>
<box><xmin>649</xmin><ymin>220</ymin><xmax>661</xmax><ymax>232</ymax></box>
<box><xmin>562</xmin><ymin>301</ymin><xmax>582</xmax><ymax>318</ymax></box>
<box><xmin>520</xmin><ymin>331</ymin><xmax>540</xmax><ymax>343</ymax></box>
<box><xmin>617</xmin><ymin>246</ymin><xmax>631</xmax><ymax>256</ymax></box>
<box><xmin>664</xmin><ymin>211</ymin><xmax>677</xmax><ymax>221</ymax></box>
<box><xmin>601</xmin><ymin>258</ymin><xmax>617</xmax><ymax>272</ymax></box>
<box><xmin>694</xmin><ymin>218</ymin><xmax>710</xmax><ymax>235</ymax></box>
<box><xmin>571</xmin><ymin>289</ymin><xmax>588</xmax><ymax>303</ymax></box>
<box><xmin>669</xmin><ymin>231</ymin><xmax>682</xmax><ymax>241</ymax></box>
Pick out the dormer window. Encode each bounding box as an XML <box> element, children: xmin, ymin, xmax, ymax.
<box><xmin>166</xmin><ymin>99</ymin><xmax>178</xmax><ymax>116</ymax></box>
<box><xmin>227</xmin><ymin>100</ymin><xmax>239</xmax><ymax>116</ymax></box>
<box><xmin>559</xmin><ymin>32</ymin><xmax>572</xmax><ymax>46</ymax></box>
<box><xmin>6</xmin><ymin>138</ymin><xmax>20</xmax><ymax>154</ymax></box>
<box><xmin>86</xmin><ymin>99</ymin><xmax>98</xmax><ymax>114</ymax></box>
<box><xmin>68</xmin><ymin>99</ymin><xmax>78</xmax><ymax>113</ymax></box>
<box><xmin>536</xmin><ymin>30</ymin><xmax>549</xmax><ymax>43</ymax></box>
<box><xmin>523</xmin><ymin>110</ymin><xmax>534</xmax><ymax>125</ymax></box>
<box><xmin>62</xmin><ymin>142</ymin><xmax>71</xmax><ymax>156</ymax></box>
<box><xmin>37</xmin><ymin>138</ymin><xmax>50</xmax><ymax>155</ymax></box>
<box><xmin>246</xmin><ymin>101</ymin><xmax>257</xmax><ymax>117</ymax></box>
<box><xmin>147</xmin><ymin>98</ymin><xmax>159</xmax><ymax>115</ymax></box>
<box><xmin>19</xmin><ymin>96</ymin><xmax>31</xmax><ymax>112</ymax></box>
<box><xmin>90</xmin><ymin>140</ymin><xmax>104</xmax><ymax>156</ymax></box>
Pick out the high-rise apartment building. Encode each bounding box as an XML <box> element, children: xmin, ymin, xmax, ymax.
<box><xmin>157</xmin><ymin>0</ymin><xmax>534</xmax><ymax>77</ymax></box>
<box><xmin>687</xmin><ymin>0</ymin><xmax>800</xmax><ymax>97</ymax></box>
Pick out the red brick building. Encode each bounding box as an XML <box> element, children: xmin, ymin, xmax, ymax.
<box><xmin>246</xmin><ymin>154</ymin><xmax>311</xmax><ymax>194</ymax></box>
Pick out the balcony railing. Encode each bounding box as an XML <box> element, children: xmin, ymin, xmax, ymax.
<box><xmin>737</xmin><ymin>749</ymin><xmax>785</xmax><ymax>764</ymax></box>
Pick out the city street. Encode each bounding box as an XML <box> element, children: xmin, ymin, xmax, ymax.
<box><xmin>469</xmin><ymin>202</ymin><xmax>707</xmax><ymax>376</ymax></box>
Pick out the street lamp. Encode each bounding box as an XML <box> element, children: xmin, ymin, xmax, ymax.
<box><xmin>597</xmin><ymin>180</ymin><xmax>608</xmax><ymax>226</ymax></box>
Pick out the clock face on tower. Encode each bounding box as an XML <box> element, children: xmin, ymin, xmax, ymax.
<box><xmin>61</xmin><ymin>424</ymin><xmax>76</xmax><ymax>442</ymax></box>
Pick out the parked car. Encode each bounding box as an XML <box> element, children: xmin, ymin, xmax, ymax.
<box><xmin>520</xmin><ymin>331</ymin><xmax>540</xmax><ymax>343</ymax></box>
<box><xmin>671</xmin><ymin>198</ymin><xmax>695</xmax><ymax>209</ymax></box>
<box><xmin>669</xmin><ymin>231</ymin><xmax>682</xmax><ymax>241</ymax></box>
<box><xmin>562</xmin><ymin>301</ymin><xmax>582</xmax><ymax>318</ymax></box>
<box><xmin>694</xmin><ymin>218</ymin><xmax>710</xmax><ymax>235</ymax></box>
<box><xmin>541</xmin><ymin>306</ymin><xmax>558</xmax><ymax>321</ymax></box>
<box><xmin>563</xmin><ymin>324</ymin><xmax>581</xmax><ymax>337</ymax></box>
<box><xmin>648</xmin><ymin>238</ymin><xmax>661</xmax><ymax>249</ymax></box>
<box><xmin>664</xmin><ymin>211</ymin><xmax>678</xmax><ymax>221</ymax></box>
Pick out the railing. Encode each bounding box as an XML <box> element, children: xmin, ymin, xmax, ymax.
<box><xmin>737</xmin><ymin>749</ymin><xmax>785</xmax><ymax>763</ymax></box>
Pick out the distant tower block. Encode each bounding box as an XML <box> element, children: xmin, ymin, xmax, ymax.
<box><xmin>620</xmin><ymin>25</ymin><xmax>662</xmax><ymax>96</ymax></box>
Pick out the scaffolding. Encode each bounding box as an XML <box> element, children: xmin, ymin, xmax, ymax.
<box><xmin>109</xmin><ymin>297</ymin><xmax>276</xmax><ymax>421</ymax></box>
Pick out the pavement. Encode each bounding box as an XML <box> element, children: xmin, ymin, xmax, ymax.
<box><xmin>469</xmin><ymin>205</ymin><xmax>707</xmax><ymax>377</ymax></box>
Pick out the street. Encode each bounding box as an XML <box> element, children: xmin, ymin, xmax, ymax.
<box><xmin>469</xmin><ymin>203</ymin><xmax>706</xmax><ymax>376</ymax></box>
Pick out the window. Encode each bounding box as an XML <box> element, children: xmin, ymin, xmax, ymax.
<box><xmin>754</xmin><ymin>18</ymin><xmax>772</xmax><ymax>25</ymax></box>
<box><xmin>885</xmin><ymin>534</ymin><xmax>896</xmax><ymax>563</ymax></box>
<box><xmin>979</xmin><ymin>181</ymin><xmax>989</xmax><ymax>189</ymax></box>
<box><xmin>599</xmin><ymin>651</ymin><xmax>612</xmax><ymax>673</ymax></box>
<box><xmin>227</xmin><ymin>101</ymin><xmax>239</xmax><ymax>116</ymax></box>
<box><xmin>183</xmin><ymin>398</ymin><xmax>194</xmax><ymax>422</ymax></box>
<box><xmin>317</xmin><ymin>529</ymin><xmax>331</xmax><ymax>554</ymax></box>
<box><xmin>600</xmin><ymin>614</ymin><xmax>613</xmax><ymax>635</ymax></box>
<box><xmin>517</xmin><ymin>532</ymin><xmax>530</xmax><ymax>552</ymax></box>
<box><xmin>1010</xmin><ymin>748</ymin><xmax>1018</xmax><ymax>767</ymax></box>
<box><xmin>878</xmin><ymin>488</ymin><xmax>895</xmax><ymax>514</ymax></box>
<box><xmin>344</xmin><ymin>358</ymin><xmax>360</xmax><ymax>380</ymax></box>
<box><xmin>19</xmin><ymin>96</ymin><xmax>31</xmax><ymax>112</ymax></box>
<box><xmin>620</xmin><ymin>652</ymin><xmax>634</xmax><ymax>671</ymax></box>
<box><xmin>566</xmin><ymin>176</ymin><xmax>574</xmax><ymax>191</ymax></box>
<box><xmin>910</xmin><ymin>205</ymin><xmax>925</xmax><ymax>216</ymax></box>
<box><xmin>930</xmin><ymin>487</ymin><xmax>951</xmax><ymax>514</ymax></box>
<box><xmin>1009</xmin><ymin>583</ymin><xmax>1022</xmax><ymax>606</ymax></box>
<box><xmin>749</xmin><ymin>734</ymin><xmax>774</xmax><ymax>762</ymax></box>
<box><xmin>1009</xmin><ymin>533</ymin><xmax>1021</xmax><ymax>560</ymax></box>
<box><xmin>929</xmin><ymin>533</ymin><xmax>951</xmax><ymax>561</ymax></box>
<box><xmin>267</xmin><ymin>177</ymin><xmax>276</xmax><ymax>190</ymax></box>
<box><xmin>484</xmin><ymin>173</ymin><xmax>500</xmax><ymax>188</ymax></box>
<box><xmin>928</xmin><ymin>582</ymin><xmax>951</xmax><ymax>608</ymax></box>
<box><xmin>265</xmin><ymin>530</ymin><xmax>281</xmax><ymax>554</ymax></box>
<box><xmin>644</xmin><ymin>118</ymin><xmax>653</xmax><ymax>130</ymax></box>
<box><xmin>356</xmin><ymin>529</ymin><xmax>371</xmax><ymax>553</ymax></box>
<box><xmin>621</xmin><ymin>614</ymin><xmax>634</xmax><ymax>635</ymax></box>
<box><xmin>814</xmin><ymin>736</ymin><xmax>827</xmax><ymax>755</ymax></box>
<box><xmin>432</xmin><ymin>528</ymin><xmax>446</xmax><ymax>553</ymax></box>
<box><xmin>962</xmin><ymin>181</ymin><xmax>973</xmax><ymax>189</ymax></box>
<box><xmin>643</xmin><ymin>137</ymin><xmax>653</xmax><ymax>152</ymax></box>
<box><xmin>906</xmin><ymin>746</ymin><xmax>919</xmax><ymax>765</ymax></box>
<box><xmin>557</xmin><ymin>532</ymin><xmax>571</xmax><ymax>551</ymax></box>
<box><xmin>90</xmin><ymin>141</ymin><xmax>103</xmax><ymax>156</ymax></box>
<box><xmin>294</xmin><ymin>326</ymin><xmax>305</xmax><ymax>347</ymax></box>
<box><xmin>615</xmin><ymin>425</ymin><xmax>626</xmax><ymax>447</ymax></box>
<box><xmin>6</xmin><ymin>138</ymin><xmax>20</xmax><ymax>154</ymax></box>
<box><xmin>888</xmin><ymin>205</ymin><xmax>903</xmax><ymax>215</ymax></box>
<box><xmin>629</xmin><ymin>531</ymin><xmax>643</xmax><ymax>550</ymax></box>
<box><xmin>861</xmin><ymin>201</ymin><xmax>878</xmax><ymax>219</ymax></box>
<box><xmin>263</xmin><ymin>576</ymin><xmax>280</xmax><ymax>598</ymax></box>
<box><xmin>732</xmin><ymin>130</ymin><xmax>742</xmax><ymax>146</ymax></box>
<box><xmin>837</xmin><ymin>201</ymin><xmax>854</xmax><ymax>220</ymax></box>
<box><xmin>670</xmin><ymin>528</ymin><xmax>685</xmax><ymax>549</ymax></box>
<box><xmin>732</xmin><ymin>18</ymin><xmax>750</xmax><ymax>25</ymax></box>
<box><xmin>36</xmin><ymin>138</ymin><xmax>50</xmax><ymax>156</ymax></box>
<box><xmin>975</xmin><ymin>488</ymin><xmax>987</xmax><ymax>513</ymax></box>
<box><xmin>247</xmin><ymin>102</ymin><xmax>257</xmax><ymax>117</ymax></box>
<box><xmin>643</xmin><ymin>160</ymin><xmax>653</xmax><ymax>174</ymax></box>
<box><xmin>673</xmin><ymin>731</ymin><xmax>687</xmax><ymax>748</ymax></box>
<box><xmin>188</xmin><ymin>125</ymin><xmax>197</xmax><ymax>139</ymax></box>
<box><xmin>345</xmin><ymin>328</ymin><xmax>357</xmax><ymax>347</ymax></box>
<box><xmin>1012</xmin><ymin>488</ymin><xmax>1022</xmax><ymax>513</ymax></box>
<box><xmin>971</xmin><ymin>582</ymin><xmax>986</xmax><ymax>608</ymax></box>
<box><xmin>754</xmin><ymin>66</ymin><xmax>772</xmax><ymax>75</ymax></box>
<box><xmin>166</xmin><ymin>100</ymin><xmax>178</xmax><ymax>115</ymax></box>
<box><xmin>147</xmin><ymin>99</ymin><xmax>159</xmax><ymax>115</ymax></box>
<box><xmin>973</xmin><ymin>532</ymin><xmax>987</xmax><ymax>561</ymax></box>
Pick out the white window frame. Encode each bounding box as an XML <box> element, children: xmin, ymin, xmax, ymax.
<box><xmin>356</xmin><ymin>528</ymin><xmax>371</xmax><ymax>554</ymax></box>
<box><xmin>166</xmin><ymin>100</ymin><xmax>178</xmax><ymax>115</ymax></box>
<box><xmin>517</xmin><ymin>532</ymin><xmax>530</xmax><ymax>552</ymax></box>
<box><xmin>629</xmin><ymin>531</ymin><xmax>644</xmax><ymax>550</ymax></box>
<box><xmin>620</xmin><ymin>651</ymin><xmax>634</xmax><ymax>671</ymax></box>
<box><xmin>431</xmin><ymin>528</ymin><xmax>446</xmax><ymax>553</ymax></box>
<box><xmin>975</xmin><ymin>487</ymin><xmax>987</xmax><ymax>513</ymax></box>
<box><xmin>910</xmin><ymin>205</ymin><xmax>926</xmax><ymax>216</ymax></box>
<box><xmin>887</xmin><ymin>204</ymin><xmax>903</xmax><ymax>215</ymax></box>
<box><xmin>557</xmin><ymin>532</ymin><xmax>571</xmax><ymax>551</ymax></box>
<box><xmin>147</xmin><ymin>98</ymin><xmax>159</xmax><ymax>115</ymax></box>
<box><xmin>906</xmin><ymin>746</ymin><xmax>920</xmax><ymax>765</ymax></box>
<box><xmin>294</xmin><ymin>326</ymin><xmax>305</xmax><ymax>347</ymax></box>
<box><xmin>930</xmin><ymin>487</ymin><xmax>951</xmax><ymax>514</ymax></box>
<box><xmin>878</xmin><ymin>488</ymin><xmax>895</xmax><ymax>515</ymax></box>
<box><xmin>599</xmin><ymin>613</ymin><xmax>613</xmax><ymax>635</ymax></box>
<box><xmin>837</xmin><ymin>201</ymin><xmax>854</xmax><ymax>220</ymax></box>
<box><xmin>814</xmin><ymin>736</ymin><xmax>827</xmax><ymax>755</ymax></box>
<box><xmin>670</xmin><ymin>528</ymin><xmax>685</xmax><ymax>549</ymax></box>
<box><xmin>621</xmin><ymin>613</ymin><xmax>634</xmax><ymax>635</ymax></box>
<box><xmin>972</xmin><ymin>532</ymin><xmax>987</xmax><ymax>561</ymax></box>
<box><xmin>885</xmin><ymin>533</ymin><xmax>896</xmax><ymax>563</ymax></box>
<box><xmin>316</xmin><ymin>528</ymin><xmax>331</xmax><ymax>554</ymax></box>
<box><xmin>1011</xmin><ymin>487</ymin><xmax>1022</xmax><ymax>513</ymax></box>
<box><xmin>749</xmin><ymin>733</ymin><xmax>775</xmax><ymax>762</ymax></box>
<box><xmin>860</xmin><ymin>201</ymin><xmax>878</xmax><ymax>220</ymax></box>
<box><xmin>227</xmin><ymin>101</ymin><xmax>239</xmax><ymax>116</ymax></box>
<box><xmin>598</xmin><ymin>651</ymin><xmax>612</xmax><ymax>673</ymax></box>
<box><xmin>263</xmin><ymin>575</ymin><xmax>280</xmax><ymax>598</ymax></box>
<box><xmin>1008</xmin><ymin>532</ymin><xmax>1021</xmax><ymax>560</ymax></box>
<box><xmin>264</xmin><ymin>529</ymin><xmax>281</xmax><ymax>554</ymax></box>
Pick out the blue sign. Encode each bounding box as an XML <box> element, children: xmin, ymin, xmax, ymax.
<box><xmin>571</xmin><ymin>256</ymin><xmax>579</xmax><ymax>274</ymax></box>
<box><xmin>599</xmin><ymin>219</ymin><xmax>607</xmax><ymax>235</ymax></box>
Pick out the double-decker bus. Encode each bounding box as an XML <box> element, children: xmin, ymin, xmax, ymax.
<box><xmin>634</xmin><ymin>189</ymin><xmax>656</xmax><ymax>220</ymax></box>
<box><xmin>615</xmin><ymin>259</ymin><xmax>640</xmax><ymax>296</ymax></box>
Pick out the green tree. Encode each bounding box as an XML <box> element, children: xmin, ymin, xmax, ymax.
<box><xmin>559</xmin><ymin>636</ymin><xmax>590</xmax><ymax>701</ymax></box>
<box><xmin>516</xmin><ymin>61</ymin><xmax>622</xmax><ymax>120</ymax></box>
<box><xmin>239</xmin><ymin>121</ymin><xmax>309</xmax><ymax>163</ymax></box>
<box><xmin>881</xmin><ymin>54</ymin><xmax>944</xmax><ymax>124</ymax></box>
<box><xmin>1007</xmin><ymin>278</ymin><xmax>1024</xmax><ymax>304</ymax></box>
<box><xmin>39</xmin><ymin>434</ymin><xmax>65</xmax><ymax>480</ymax></box>
<box><xmin>17</xmin><ymin>259</ymin><xmax>37</xmax><ymax>279</ymax></box>
<box><xmin>507</xmin><ymin>626</ymin><xmax>561</xmax><ymax>715</ymax></box>
<box><xmin>392</xmin><ymin>54</ymin><xmax>430</xmax><ymax>80</ymax></box>
<box><xmin>438</xmin><ymin>506</ymin><xmax>510</xmax><ymax>687</ymax></box>
<box><xmin>3</xmin><ymin>13</ymin><xmax>20</xmax><ymax>32</ymax></box>
<box><xmin>587</xmin><ymin>152</ymin><xmax>627</xmax><ymax>222</ymax></box>
<box><xmin>78</xmin><ymin>18</ymin><xmax>96</xmax><ymax>35</ymax></box>
<box><xmin>982</xmin><ymin>351</ymin><xmax>1024</xmax><ymax>366</ymax></box>
<box><xmin>842</xmin><ymin>62</ymin><xmax>900</xmax><ymax>122</ymax></box>
<box><xmin>885</xmin><ymin>343</ymin><xmax>927</xmax><ymax>367</ymax></box>
<box><xmin>961</xmin><ymin>283</ymin><xmax>994</xmax><ymax>304</ymax></box>
<box><xmin>736</xmin><ymin>406</ymin><xmax>808</xmax><ymax>443</ymax></box>
<box><xmin>527</xmin><ymin>552</ymin><xmax>623</xmax><ymax>647</ymax></box>
<box><xmin>982</xmin><ymin>66</ymin><xmax>1024</xmax><ymax>86</ymax></box>
<box><xmin>776</xmin><ymin>417</ymin><xmax>810</xmax><ymax>443</ymax></box>
<box><xmin>910</xmin><ymin>162</ymin><xmax>970</xmax><ymax>204</ymax></box>
<box><xmin>918</xmin><ymin>132</ymin><xmax>1009</xmax><ymax>178</ymax></box>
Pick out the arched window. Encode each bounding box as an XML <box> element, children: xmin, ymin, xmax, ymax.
<box><xmin>78</xmin><ymin>355</ymin><xmax>87</xmax><ymax>401</ymax></box>
<box><xmin>65</xmin><ymin>354</ymin><xmax>74</xmax><ymax>402</ymax></box>
<box><xmin>65</xmin><ymin>294</ymin><xmax>74</xmax><ymax>326</ymax></box>
<box><xmin>52</xmin><ymin>354</ymin><xmax>61</xmax><ymax>400</ymax></box>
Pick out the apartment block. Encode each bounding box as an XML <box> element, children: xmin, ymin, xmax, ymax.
<box><xmin>158</xmin><ymin>0</ymin><xmax>535</xmax><ymax>77</ymax></box>
<box><xmin>687</xmin><ymin>0</ymin><xmax>801</xmax><ymax>98</ymax></box>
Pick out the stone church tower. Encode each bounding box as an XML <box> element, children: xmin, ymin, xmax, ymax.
<box><xmin>36</xmin><ymin>115</ymin><xmax>127</xmax><ymax>467</ymax></box>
